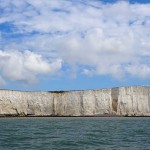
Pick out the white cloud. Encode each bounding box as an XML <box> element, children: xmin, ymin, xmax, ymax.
<box><xmin>0</xmin><ymin>50</ymin><xmax>62</xmax><ymax>85</ymax></box>
<box><xmin>126</xmin><ymin>63</ymin><xmax>150</xmax><ymax>78</ymax></box>
<box><xmin>0</xmin><ymin>0</ymin><xmax>150</xmax><ymax>84</ymax></box>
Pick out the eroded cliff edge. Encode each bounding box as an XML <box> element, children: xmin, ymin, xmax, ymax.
<box><xmin>0</xmin><ymin>86</ymin><xmax>150</xmax><ymax>116</ymax></box>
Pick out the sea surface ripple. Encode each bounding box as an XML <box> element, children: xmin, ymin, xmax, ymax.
<box><xmin>0</xmin><ymin>117</ymin><xmax>150</xmax><ymax>150</ymax></box>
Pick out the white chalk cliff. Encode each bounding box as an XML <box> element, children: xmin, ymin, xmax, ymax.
<box><xmin>0</xmin><ymin>86</ymin><xmax>150</xmax><ymax>116</ymax></box>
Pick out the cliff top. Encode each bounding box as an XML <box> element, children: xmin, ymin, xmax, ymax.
<box><xmin>0</xmin><ymin>85</ymin><xmax>149</xmax><ymax>93</ymax></box>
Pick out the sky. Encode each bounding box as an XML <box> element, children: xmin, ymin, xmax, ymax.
<box><xmin>0</xmin><ymin>0</ymin><xmax>150</xmax><ymax>91</ymax></box>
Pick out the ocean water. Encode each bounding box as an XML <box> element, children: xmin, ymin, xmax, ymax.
<box><xmin>0</xmin><ymin>117</ymin><xmax>150</xmax><ymax>150</ymax></box>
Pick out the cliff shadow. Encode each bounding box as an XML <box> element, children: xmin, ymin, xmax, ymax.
<box><xmin>111</xmin><ymin>88</ymin><xmax>119</xmax><ymax>113</ymax></box>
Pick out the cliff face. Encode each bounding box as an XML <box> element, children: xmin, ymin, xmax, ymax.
<box><xmin>0</xmin><ymin>86</ymin><xmax>150</xmax><ymax>116</ymax></box>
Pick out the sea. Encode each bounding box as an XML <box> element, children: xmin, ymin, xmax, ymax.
<box><xmin>0</xmin><ymin>117</ymin><xmax>150</xmax><ymax>150</ymax></box>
